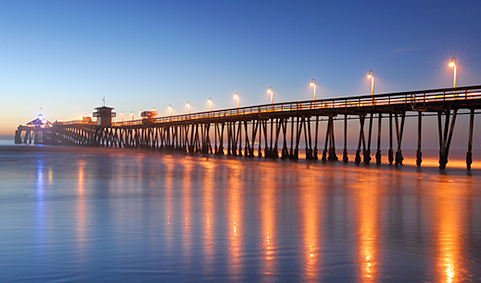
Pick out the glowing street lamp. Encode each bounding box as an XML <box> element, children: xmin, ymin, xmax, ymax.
<box><xmin>120</xmin><ymin>111</ymin><xmax>124</xmax><ymax>122</ymax></box>
<box><xmin>234</xmin><ymin>93</ymin><xmax>239</xmax><ymax>109</ymax></box>
<box><xmin>267</xmin><ymin>86</ymin><xmax>274</xmax><ymax>106</ymax></box>
<box><xmin>186</xmin><ymin>101</ymin><xmax>191</xmax><ymax>114</ymax></box>
<box><xmin>130</xmin><ymin>111</ymin><xmax>134</xmax><ymax>120</ymax></box>
<box><xmin>367</xmin><ymin>70</ymin><xmax>375</xmax><ymax>96</ymax></box>
<box><xmin>168</xmin><ymin>104</ymin><xmax>173</xmax><ymax>117</ymax></box>
<box><xmin>208</xmin><ymin>97</ymin><xmax>213</xmax><ymax>112</ymax></box>
<box><xmin>310</xmin><ymin>79</ymin><xmax>317</xmax><ymax>100</ymax></box>
<box><xmin>449</xmin><ymin>57</ymin><xmax>457</xmax><ymax>88</ymax></box>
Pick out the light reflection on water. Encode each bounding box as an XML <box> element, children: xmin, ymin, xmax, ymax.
<box><xmin>353</xmin><ymin>171</ymin><xmax>381</xmax><ymax>282</ymax></box>
<box><xmin>0</xmin><ymin>146</ymin><xmax>480</xmax><ymax>282</ymax></box>
<box><xmin>434</xmin><ymin>175</ymin><xmax>473</xmax><ymax>283</ymax></box>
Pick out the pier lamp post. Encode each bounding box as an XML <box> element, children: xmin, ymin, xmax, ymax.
<box><xmin>449</xmin><ymin>57</ymin><xmax>457</xmax><ymax>88</ymax></box>
<box><xmin>120</xmin><ymin>111</ymin><xmax>124</xmax><ymax>122</ymax></box>
<box><xmin>168</xmin><ymin>104</ymin><xmax>173</xmax><ymax>117</ymax></box>
<box><xmin>186</xmin><ymin>101</ymin><xmax>191</xmax><ymax>115</ymax></box>
<box><xmin>130</xmin><ymin>111</ymin><xmax>134</xmax><ymax>120</ymax></box>
<box><xmin>208</xmin><ymin>97</ymin><xmax>213</xmax><ymax>112</ymax></box>
<box><xmin>310</xmin><ymin>79</ymin><xmax>317</xmax><ymax>100</ymax></box>
<box><xmin>234</xmin><ymin>93</ymin><xmax>239</xmax><ymax>109</ymax></box>
<box><xmin>367</xmin><ymin>70</ymin><xmax>375</xmax><ymax>97</ymax></box>
<box><xmin>267</xmin><ymin>86</ymin><xmax>274</xmax><ymax>110</ymax></box>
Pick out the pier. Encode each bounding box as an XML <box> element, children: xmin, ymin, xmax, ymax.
<box><xmin>15</xmin><ymin>85</ymin><xmax>481</xmax><ymax>169</ymax></box>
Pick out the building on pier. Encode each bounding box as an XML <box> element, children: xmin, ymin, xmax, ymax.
<box><xmin>141</xmin><ymin>109</ymin><xmax>158</xmax><ymax>124</ymax></box>
<box><xmin>93</xmin><ymin>106</ymin><xmax>116</xmax><ymax>127</ymax></box>
<box><xmin>27</xmin><ymin>114</ymin><xmax>52</xmax><ymax>128</ymax></box>
<box><xmin>14</xmin><ymin>114</ymin><xmax>52</xmax><ymax>144</ymax></box>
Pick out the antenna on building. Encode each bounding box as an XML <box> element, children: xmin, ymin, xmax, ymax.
<box><xmin>103</xmin><ymin>97</ymin><xmax>106</xmax><ymax>107</ymax></box>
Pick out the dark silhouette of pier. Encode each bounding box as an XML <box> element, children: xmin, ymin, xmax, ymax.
<box><xmin>15</xmin><ymin>85</ymin><xmax>481</xmax><ymax>169</ymax></box>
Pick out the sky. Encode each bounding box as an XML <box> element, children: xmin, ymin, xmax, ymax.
<box><xmin>1</xmin><ymin>0</ymin><xmax>481</xmax><ymax>137</ymax></box>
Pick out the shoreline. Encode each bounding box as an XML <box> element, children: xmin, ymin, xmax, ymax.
<box><xmin>1</xmin><ymin>143</ymin><xmax>480</xmax><ymax>172</ymax></box>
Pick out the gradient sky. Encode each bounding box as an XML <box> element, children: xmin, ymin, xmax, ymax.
<box><xmin>1</xmin><ymin>0</ymin><xmax>481</xmax><ymax>136</ymax></box>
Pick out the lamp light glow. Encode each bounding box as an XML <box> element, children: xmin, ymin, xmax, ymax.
<box><xmin>449</xmin><ymin>57</ymin><xmax>457</xmax><ymax>88</ymax></box>
<box><xmin>234</xmin><ymin>93</ymin><xmax>239</xmax><ymax>109</ymax></box>
<box><xmin>367</xmin><ymin>70</ymin><xmax>375</xmax><ymax>96</ymax></box>
<box><xmin>267</xmin><ymin>86</ymin><xmax>274</xmax><ymax>105</ymax></box>
<box><xmin>310</xmin><ymin>79</ymin><xmax>317</xmax><ymax>100</ymax></box>
<box><xmin>207</xmin><ymin>97</ymin><xmax>213</xmax><ymax>112</ymax></box>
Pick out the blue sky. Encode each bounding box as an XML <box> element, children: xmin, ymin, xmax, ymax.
<box><xmin>1</xmin><ymin>0</ymin><xmax>481</xmax><ymax>135</ymax></box>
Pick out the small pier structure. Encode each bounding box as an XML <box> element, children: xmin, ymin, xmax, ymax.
<box><xmin>14</xmin><ymin>114</ymin><xmax>52</xmax><ymax>144</ymax></box>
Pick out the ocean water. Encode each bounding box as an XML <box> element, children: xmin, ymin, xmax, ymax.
<box><xmin>0</xmin><ymin>145</ymin><xmax>480</xmax><ymax>282</ymax></box>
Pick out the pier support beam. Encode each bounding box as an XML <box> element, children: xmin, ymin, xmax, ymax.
<box><xmin>466</xmin><ymin>109</ymin><xmax>475</xmax><ymax>170</ymax></box>
<box><xmin>327</xmin><ymin>115</ymin><xmax>338</xmax><ymax>161</ymax></box>
<box><xmin>281</xmin><ymin>118</ymin><xmax>289</xmax><ymax>159</ymax></box>
<box><xmin>416</xmin><ymin>112</ymin><xmax>423</xmax><ymax>167</ymax></box>
<box><xmin>437</xmin><ymin>109</ymin><xmax>458</xmax><ymax>169</ymax></box>
<box><xmin>322</xmin><ymin>115</ymin><xmax>336</xmax><ymax>161</ymax></box>
<box><xmin>355</xmin><ymin>113</ymin><xmax>366</xmax><ymax>165</ymax></box>
<box><xmin>388</xmin><ymin>113</ymin><xmax>394</xmax><ymax>165</ymax></box>
<box><xmin>364</xmin><ymin>113</ymin><xmax>373</xmax><ymax>165</ymax></box>
<box><xmin>313</xmin><ymin>115</ymin><xmax>319</xmax><ymax>160</ymax></box>
<box><xmin>343</xmin><ymin>114</ymin><xmax>348</xmax><ymax>163</ymax></box>
<box><xmin>15</xmin><ymin>130</ymin><xmax>22</xmax><ymax>144</ymax></box>
<box><xmin>394</xmin><ymin>112</ymin><xmax>406</xmax><ymax>166</ymax></box>
<box><xmin>375</xmin><ymin>113</ymin><xmax>382</xmax><ymax>165</ymax></box>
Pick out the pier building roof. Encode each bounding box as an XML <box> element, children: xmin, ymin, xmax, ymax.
<box><xmin>26</xmin><ymin>114</ymin><xmax>52</xmax><ymax>128</ymax></box>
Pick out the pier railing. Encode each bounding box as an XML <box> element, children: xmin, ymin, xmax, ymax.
<box><xmin>103</xmin><ymin>85</ymin><xmax>481</xmax><ymax>126</ymax></box>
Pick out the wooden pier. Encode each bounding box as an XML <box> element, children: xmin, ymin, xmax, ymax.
<box><xmin>15</xmin><ymin>85</ymin><xmax>481</xmax><ymax>169</ymax></box>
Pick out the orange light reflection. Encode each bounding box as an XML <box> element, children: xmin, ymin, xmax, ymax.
<box><xmin>435</xmin><ymin>176</ymin><xmax>467</xmax><ymax>282</ymax></box>
<box><xmin>260</xmin><ymin>164</ymin><xmax>277</xmax><ymax>273</ymax></box>
<box><xmin>226</xmin><ymin>162</ymin><xmax>243</xmax><ymax>274</ymax></box>
<box><xmin>299</xmin><ymin>172</ymin><xmax>321</xmax><ymax>281</ymax></box>
<box><xmin>76</xmin><ymin>160</ymin><xmax>86</xmax><ymax>257</ymax></box>
<box><xmin>164</xmin><ymin>160</ymin><xmax>174</xmax><ymax>253</ymax></box>
<box><xmin>200</xmin><ymin>160</ymin><xmax>215</xmax><ymax>273</ymax></box>
<box><xmin>354</xmin><ymin>170</ymin><xmax>381</xmax><ymax>282</ymax></box>
<box><xmin>182</xmin><ymin>161</ymin><xmax>193</xmax><ymax>261</ymax></box>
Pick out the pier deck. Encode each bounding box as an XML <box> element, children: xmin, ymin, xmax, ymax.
<box><xmin>16</xmin><ymin>85</ymin><xmax>481</xmax><ymax>169</ymax></box>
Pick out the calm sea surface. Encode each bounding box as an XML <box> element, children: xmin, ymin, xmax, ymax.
<box><xmin>0</xmin><ymin>144</ymin><xmax>480</xmax><ymax>282</ymax></box>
